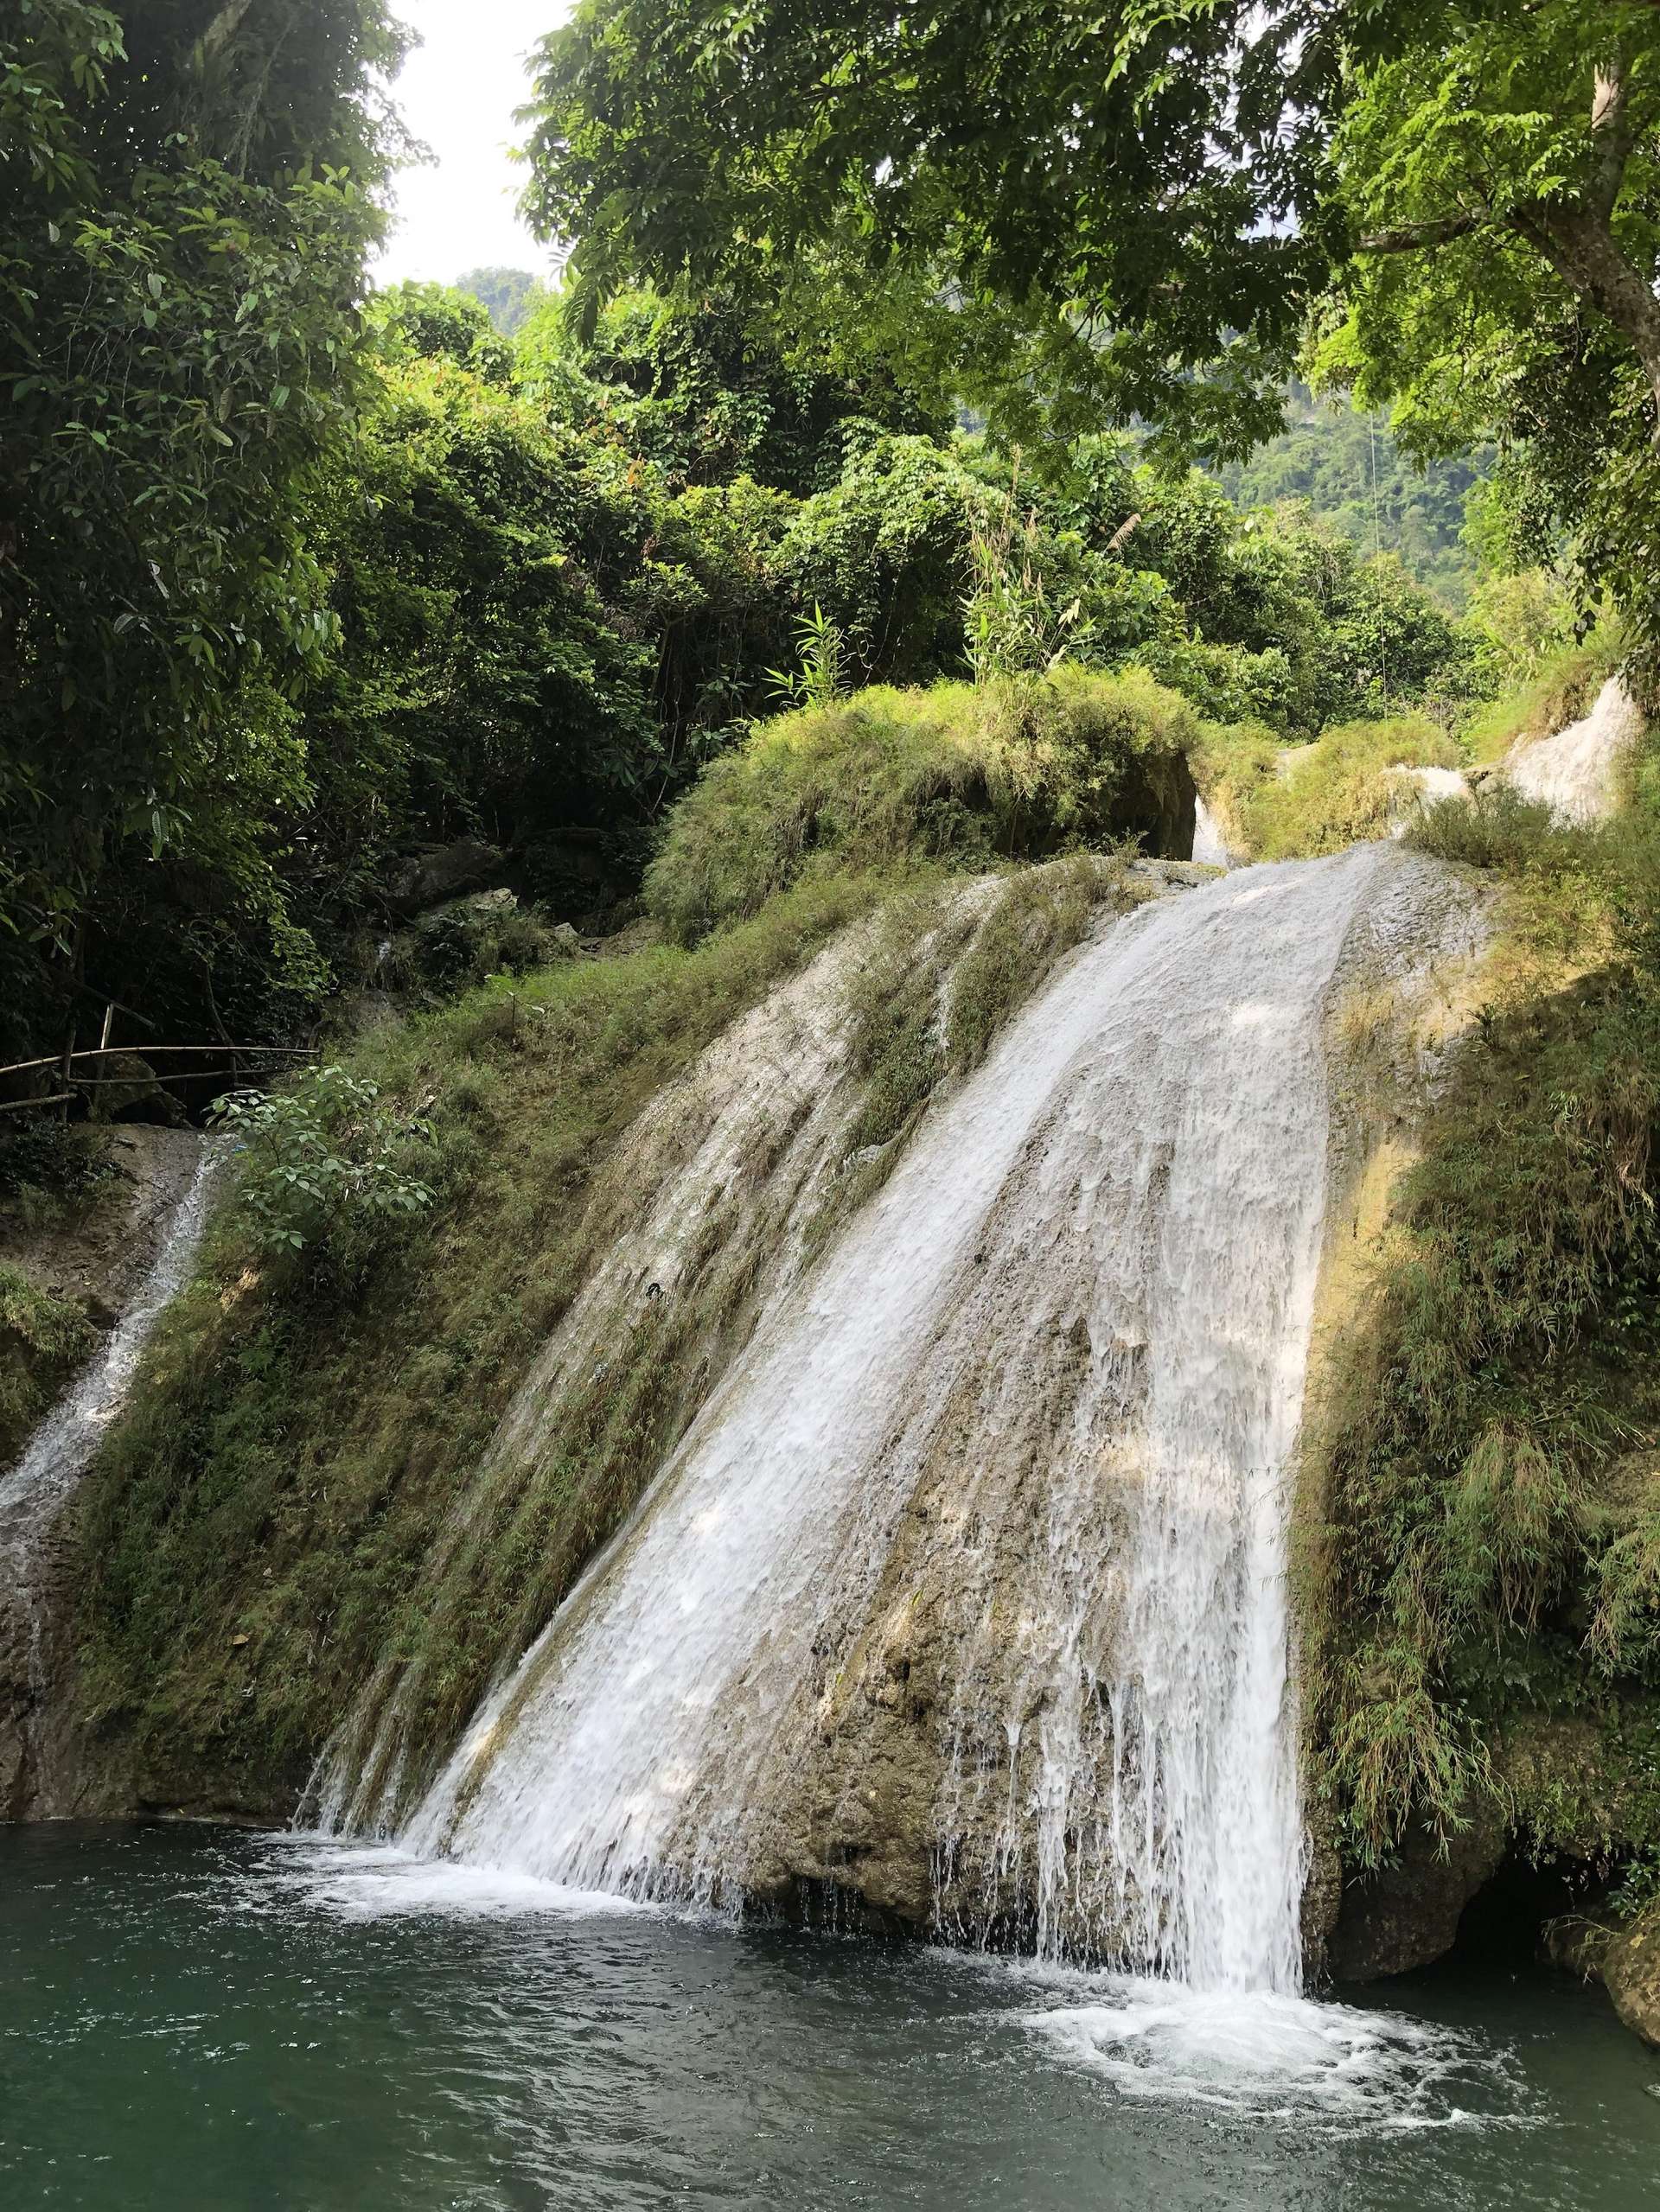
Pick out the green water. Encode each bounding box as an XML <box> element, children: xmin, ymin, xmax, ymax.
<box><xmin>3</xmin><ymin>1826</ymin><xmax>1657</xmax><ymax>2211</ymax></box>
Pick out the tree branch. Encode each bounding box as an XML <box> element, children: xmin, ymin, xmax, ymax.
<box><xmin>1589</xmin><ymin>44</ymin><xmax>1635</xmax><ymax>223</ymax></box>
<box><xmin>1357</xmin><ymin>213</ymin><xmax>1484</xmax><ymax>254</ymax></box>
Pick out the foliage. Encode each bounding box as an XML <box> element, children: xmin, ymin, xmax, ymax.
<box><xmin>521</xmin><ymin>0</ymin><xmax>1660</xmax><ymax>686</ymax></box>
<box><xmin>211</xmin><ymin>1067</ymin><xmax>434</xmax><ymax>1262</ymax></box>
<box><xmin>766</xmin><ymin>605</ymin><xmax>847</xmax><ymax>711</ymax></box>
<box><xmin>644</xmin><ymin>670</ymin><xmax>1200</xmax><ymax>944</ymax></box>
<box><xmin>0</xmin><ymin>0</ymin><xmax>405</xmax><ymax>1056</ymax></box>
<box><xmin>1210</xmin><ymin>386</ymin><xmax>1489</xmax><ymax>605</ymax></box>
<box><xmin>455</xmin><ymin>265</ymin><xmax>546</xmax><ymax>338</ymax></box>
<box><xmin>297</xmin><ymin>346</ymin><xmax>662</xmax><ymax>921</ymax></box>
<box><xmin>518</xmin><ymin>0</ymin><xmax>1340</xmax><ymax>456</ymax></box>
<box><xmin>964</xmin><ymin>484</ymin><xmax>1092</xmax><ymax>682</ymax></box>
<box><xmin>1313</xmin><ymin>3</ymin><xmax>1660</xmax><ymax>670</ymax></box>
<box><xmin>0</xmin><ymin>1119</ymin><xmax>114</xmax><ymax>1231</ymax></box>
<box><xmin>0</xmin><ymin>1262</ymin><xmax>95</xmax><ymax>1467</ymax></box>
<box><xmin>516</xmin><ymin>284</ymin><xmax>949</xmax><ymax>497</ymax></box>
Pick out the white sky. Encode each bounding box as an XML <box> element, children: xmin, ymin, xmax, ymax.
<box><xmin>374</xmin><ymin>0</ymin><xmax>573</xmax><ymax>290</ymax></box>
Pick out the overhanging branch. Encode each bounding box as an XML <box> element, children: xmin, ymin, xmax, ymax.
<box><xmin>1356</xmin><ymin>214</ymin><xmax>1484</xmax><ymax>254</ymax></box>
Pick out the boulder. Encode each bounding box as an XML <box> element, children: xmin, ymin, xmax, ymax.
<box><xmin>87</xmin><ymin>1053</ymin><xmax>186</xmax><ymax>1127</ymax></box>
<box><xmin>1328</xmin><ymin>1807</ymin><xmax>1507</xmax><ymax>1981</ymax></box>
<box><xmin>386</xmin><ymin>839</ymin><xmax>508</xmax><ymax>917</ymax></box>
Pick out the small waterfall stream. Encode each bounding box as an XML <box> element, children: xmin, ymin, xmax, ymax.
<box><xmin>386</xmin><ymin>843</ymin><xmax>1475</xmax><ymax>1998</ymax></box>
<box><xmin>1</xmin><ymin>1145</ymin><xmax>216</xmax><ymax>1809</ymax></box>
<box><xmin>1504</xmin><ymin>677</ymin><xmax>1641</xmax><ymax>826</ymax></box>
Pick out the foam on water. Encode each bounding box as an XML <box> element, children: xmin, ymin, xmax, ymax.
<box><xmin>244</xmin><ymin>1833</ymin><xmax>654</xmax><ymax>1924</ymax></box>
<box><xmin>1012</xmin><ymin>1973</ymin><xmax>1529</xmax><ymax>2134</ymax></box>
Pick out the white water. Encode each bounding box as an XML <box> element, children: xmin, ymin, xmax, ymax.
<box><xmin>0</xmin><ymin>1147</ymin><xmax>215</xmax><ymax>1523</ymax></box>
<box><xmin>1</xmin><ymin>1144</ymin><xmax>216</xmax><ymax>1805</ymax></box>
<box><xmin>397</xmin><ymin>845</ymin><xmax>1454</xmax><ymax>2000</ymax></box>
<box><xmin>1190</xmin><ymin>795</ymin><xmax>1233</xmax><ymax>868</ymax></box>
<box><xmin>1505</xmin><ymin>677</ymin><xmax>1641</xmax><ymax>826</ymax></box>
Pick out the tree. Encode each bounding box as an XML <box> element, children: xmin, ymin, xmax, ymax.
<box><xmin>1320</xmin><ymin>7</ymin><xmax>1660</xmax><ymax>441</ymax></box>
<box><xmin>520</xmin><ymin>1</ymin><xmax>1660</xmax><ymax>636</ymax></box>
<box><xmin>0</xmin><ymin>1</ymin><xmax>405</xmax><ymax>1052</ymax></box>
<box><xmin>519</xmin><ymin>0</ymin><xmax>1339</xmax><ymax>457</ymax></box>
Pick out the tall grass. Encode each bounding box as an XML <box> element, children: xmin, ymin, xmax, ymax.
<box><xmin>645</xmin><ymin>667</ymin><xmax>1197</xmax><ymax>942</ymax></box>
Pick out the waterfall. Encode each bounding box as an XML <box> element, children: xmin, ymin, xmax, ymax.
<box><xmin>1504</xmin><ymin>677</ymin><xmax>1641</xmax><ymax>826</ymax></box>
<box><xmin>390</xmin><ymin>844</ymin><xmax>1474</xmax><ymax>1992</ymax></box>
<box><xmin>1189</xmin><ymin>796</ymin><xmax>1232</xmax><ymax>869</ymax></box>
<box><xmin>1</xmin><ymin>1144</ymin><xmax>216</xmax><ymax>1808</ymax></box>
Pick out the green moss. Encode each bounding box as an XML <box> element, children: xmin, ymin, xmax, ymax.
<box><xmin>644</xmin><ymin>667</ymin><xmax>1198</xmax><ymax>943</ymax></box>
<box><xmin>1311</xmin><ymin>737</ymin><xmax>1660</xmax><ymax>1871</ymax></box>
<box><xmin>0</xmin><ymin>1265</ymin><xmax>96</xmax><ymax>1469</ymax></box>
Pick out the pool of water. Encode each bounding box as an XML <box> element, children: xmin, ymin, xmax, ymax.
<box><xmin>3</xmin><ymin>1825</ymin><xmax>1657</xmax><ymax>2210</ymax></box>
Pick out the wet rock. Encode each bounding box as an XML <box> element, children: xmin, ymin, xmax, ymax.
<box><xmin>1327</xmin><ymin>1807</ymin><xmax>1507</xmax><ymax>1981</ymax></box>
<box><xmin>91</xmin><ymin>1053</ymin><xmax>187</xmax><ymax>1126</ymax></box>
<box><xmin>1603</xmin><ymin>1902</ymin><xmax>1660</xmax><ymax>2049</ymax></box>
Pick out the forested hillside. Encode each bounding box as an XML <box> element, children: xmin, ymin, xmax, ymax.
<box><xmin>1210</xmin><ymin>385</ymin><xmax>1488</xmax><ymax>606</ymax></box>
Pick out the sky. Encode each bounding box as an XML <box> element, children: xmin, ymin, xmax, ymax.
<box><xmin>374</xmin><ymin>0</ymin><xmax>572</xmax><ymax>290</ymax></box>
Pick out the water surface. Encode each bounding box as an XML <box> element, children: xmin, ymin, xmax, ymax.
<box><xmin>3</xmin><ymin>1825</ymin><xmax>1657</xmax><ymax>2210</ymax></box>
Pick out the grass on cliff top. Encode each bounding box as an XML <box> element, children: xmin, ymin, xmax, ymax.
<box><xmin>1192</xmin><ymin>713</ymin><xmax>1459</xmax><ymax>864</ymax></box>
<box><xmin>1307</xmin><ymin>732</ymin><xmax>1660</xmax><ymax>1872</ymax></box>
<box><xmin>644</xmin><ymin>665</ymin><xmax>1197</xmax><ymax>944</ymax></box>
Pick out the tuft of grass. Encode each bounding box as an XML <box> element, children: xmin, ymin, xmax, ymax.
<box><xmin>644</xmin><ymin>667</ymin><xmax>1197</xmax><ymax>943</ymax></box>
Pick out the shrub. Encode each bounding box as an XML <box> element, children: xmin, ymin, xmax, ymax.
<box><xmin>644</xmin><ymin>666</ymin><xmax>1198</xmax><ymax>942</ymax></box>
<box><xmin>0</xmin><ymin>1265</ymin><xmax>96</xmax><ymax>1467</ymax></box>
<box><xmin>211</xmin><ymin>1068</ymin><xmax>435</xmax><ymax>1261</ymax></box>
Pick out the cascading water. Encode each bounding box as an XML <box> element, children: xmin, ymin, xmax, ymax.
<box><xmin>1189</xmin><ymin>795</ymin><xmax>1233</xmax><ymax>869</ymax></box>
<box><xmin>0</xmin><ymin>1144</ymin><xmax>216</xmax><ymax>1811</ymax></box>
<box><xmin>390</xmin><ymin>843</ymin><xmax>1478</xmax><ymax>2003</ymax></box>
<box><xmin>1505</xmin><ymin>676</ymin><xmax>1641</xmax><ymax>826</ymax></box>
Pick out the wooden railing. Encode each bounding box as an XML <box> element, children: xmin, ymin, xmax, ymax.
<box><xmin>0</xmin><ymin>1041</ymin><xmax>314</xmax><ymax>1116</ymax></box>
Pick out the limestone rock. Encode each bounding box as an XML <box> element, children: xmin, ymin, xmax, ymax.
<box><xmin>1327</xmin><ymin>1809</ymin><xmax>1507</xmax><ymax>1981</ymax></box>
<box><xmin>1604</xmin><ymin>1903</ymin><xmax>1660</xmax><ymax>2049</ymax></box>
<box><xmin>386</xmin><ymin>838</ymin><xmax>508</xmax><ymax>917</ymax></box>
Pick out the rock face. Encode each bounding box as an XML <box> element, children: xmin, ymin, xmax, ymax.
<box><xmin>386</xmin><ymin>838</ymin><xmax>509</xmax><ymax>916</ymax></box>
<box><xmin>1602</xmin><ymin>1903</ymin><xmax>1660</xmax><ymax>2048</ymax></box>
<box><xmin>1326</xmin><ymin>1814</ymin><xmax>1508</xmax><ymax>1982</ymax></box>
